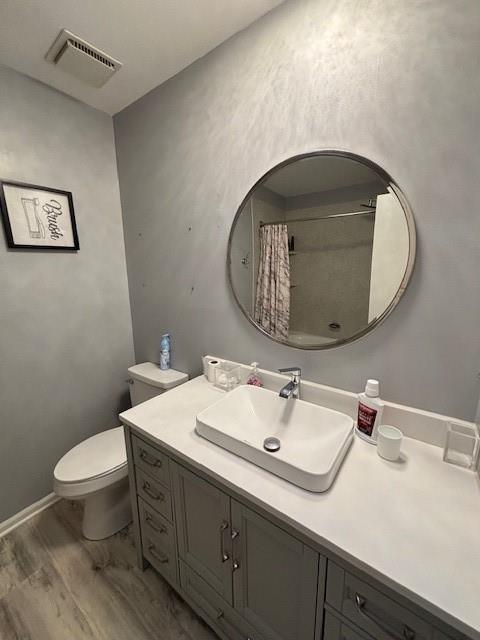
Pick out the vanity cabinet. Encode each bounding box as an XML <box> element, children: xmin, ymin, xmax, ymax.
<box><xmin>125</xmin><ymin>428</ymin><xmax>467</xmax><ymax>640</ymax></box>
<box><xmin>172</xmin><ymin>461</ymin><xmax>319</xmax><ymax>640</ymax></box>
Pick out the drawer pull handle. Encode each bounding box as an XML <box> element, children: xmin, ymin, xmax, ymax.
<box><xmin>354</xmin><ymin>594</ymin><xmax>415</xmax><ymax>640</ymax></box>
<box><xmin>220</xmin><ymin>521</ymin><xmax>230</xmax><ymax>562</ymax></box>
<box><xmin>148</xmin><ymin>544</ymin><xmax>169</xmax><ymax>564</ymax></box>
<box><xmin>139</xmin><ymin>449</ymin><xmax>163</xmax><ymax>468</ymax></box>
<box><xmin>142</xmin><ymin>481</ymin><xmax>165</xmax><ymax>502</ymax></box>
<box><xmin>145</xmin><ymin>513</ymin><xmax>167</xmax><ymax>534</ymax></box>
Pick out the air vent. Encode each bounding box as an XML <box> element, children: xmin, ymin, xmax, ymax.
<box><xmin>45</xmin><ymin>29</ymin><xmax>122</xmax><ymax>88</ymax></box>
<box><xmin>61</xmin><ymin>39</ymin><xmax>116</xmax><ymax>69</ymax></box>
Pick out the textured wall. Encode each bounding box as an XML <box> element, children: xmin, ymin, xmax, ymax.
<box><xmin>0</xmin><ymin>65</ymin><xmax>135</xmax><ymax>521</ymax></box>
<box><xmin>115</xmin><ymin>0</ymin><xmax>480</xmax><ymax>420</ymax></box>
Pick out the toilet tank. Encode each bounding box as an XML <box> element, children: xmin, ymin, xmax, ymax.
<box><xmin>127</xmin><ymin>362</ymin><xmax>188</xmax><ymax>407</ymax></box>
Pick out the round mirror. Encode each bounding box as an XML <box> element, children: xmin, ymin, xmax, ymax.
<box><xmin>228</xmin><ymin>151</ymin><xmax>416</xmax><ymax>349</ymax></box>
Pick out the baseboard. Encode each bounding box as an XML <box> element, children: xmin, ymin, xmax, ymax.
<box><xmin>0</xmin><ymin>493</ymin><xmax>60</xmax><ymax>538</ymax></box>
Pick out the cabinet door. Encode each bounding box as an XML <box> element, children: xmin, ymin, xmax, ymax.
<box><xmin>231</xmin><ymin>500</ymin><xmax>318</xmax><ymax>640</ymax></box>
<box><xmin>172</xmin><ymin>462</ymin><xmax>233</xmax><ymax>603</ymax></box>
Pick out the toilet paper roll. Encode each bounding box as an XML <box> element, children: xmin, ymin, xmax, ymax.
<box><xmin>206</xmin><ymin>359</ymin><xmax>220</xmax><ymax>383</ymax></box>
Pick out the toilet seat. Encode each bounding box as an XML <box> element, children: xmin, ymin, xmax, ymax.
<box><xmin>54</xmin><ymin>427</ymin><xmax>128</xmax><ymax>499</ymax></box>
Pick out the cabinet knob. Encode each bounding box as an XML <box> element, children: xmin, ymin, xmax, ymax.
<box><xmin>145</xmin><ymin>513</ymin><xmax>167</xmax><ymax>535</ymax></box>
<box><xmin>233</xmin><ymin>560</ymin><xmax>240</xmax><ymax>571</ymax></box>
<box><xmin>142</xmin><ymin>481</ymin><xmax>164</xmax><ymax>502</ymax></box>
<box><xmin>148</xmin><ymin>544</ymin><xmax>168</xmax><ymax>564</ymax></box>
<box><xmin>139</xmin><ymin>449</ymin><xmax>163</xmax><ymax>467</ymax></box>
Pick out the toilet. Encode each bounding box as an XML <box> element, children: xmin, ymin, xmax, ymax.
<box><xmin>53</xmin><ymin>362</ymin><xmax>188</xmax><ymax>540</ymax></box>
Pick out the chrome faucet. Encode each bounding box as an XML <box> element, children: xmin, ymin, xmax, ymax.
<box><xmin>278</xmin><ymin>367</ymin><xmax>301</xmax><ymax>399</ymax></box>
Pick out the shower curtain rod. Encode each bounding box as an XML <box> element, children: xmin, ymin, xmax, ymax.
<box><xmin>259</xmin><ymin>208</ymin><xmax>375</xmax><ymax>228</ymax></box>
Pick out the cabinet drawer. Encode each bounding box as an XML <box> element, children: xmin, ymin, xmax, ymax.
<box><xmin>142</xmin><ymin>526</ymin><xmax>177</xmax><ymax>585</ymax></box>
<box><xmin>179</xmin><ymin>561</ymin><xmax>262</xmax><ymax>640</ymax></box>
<box><xmin>324</xmin><ymin>611</ymin><xmax>371</xmax><ymax>640</ymax></box>
<box><xmin>138</xmin><ymin>497</ymin><xmax>175</xmax><ymax>556</ymax></box>
<box><xmin>132</xmin><ymin>435</ymin><xmax>170</xmax><ymax>487</ymax></box>
<box><xmin>136</xmin><ymin>467</ymin><xmax>173</xmax><ymax>522</ymax></box>
<box><xmin>326</xmin><ymin>563</ymin><xmax>431</xmax><ymax>640</ymax></box>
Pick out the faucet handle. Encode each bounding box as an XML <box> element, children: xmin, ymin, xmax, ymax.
<box><xmin>279</xmin><ymin>366</ymin><xmax>301</xmax><ymax>383</ymax></box>
<box><xmin>278</xmin><ymin>366</ymin><xmax>301</xmax><ymax>375</ymax></box>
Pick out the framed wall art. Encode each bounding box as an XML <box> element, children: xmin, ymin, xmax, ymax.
<box><xmin>0</xmin><ymin>180</ymin><xmax>79</xmax><ymax>250</ymax></box>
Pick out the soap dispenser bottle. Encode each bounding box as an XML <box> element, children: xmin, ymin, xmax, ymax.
<box><xmin>246</xmin><ymin>362</ymin><xmax>263</xmax><ymax>387</ymax></box>
<box><xmin>356</xmin><ymin>379</ymin><xmax>384</xmax><ymax>443</ymax></box>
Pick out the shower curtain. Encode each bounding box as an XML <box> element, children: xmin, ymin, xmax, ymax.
<box><xmin>254</xmin><ymin>224</ymin><xmax>290</xmax><ymax>340</ymax></box>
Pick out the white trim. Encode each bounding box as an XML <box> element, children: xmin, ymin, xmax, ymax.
<box><xmin>0</xmin><ymin>493</ymin><xmax>60</xmax><ymax>538</ymax></box>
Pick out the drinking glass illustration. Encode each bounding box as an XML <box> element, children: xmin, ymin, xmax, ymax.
<box><xmin>21</xmin><ymin>197</ymin><xmax>45</xmax><ymax>239</ymax></box>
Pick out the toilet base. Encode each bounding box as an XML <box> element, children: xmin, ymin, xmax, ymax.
<box><xmin>82</xmin><ymin>476</ymin><xmax>132</xmax><ymax>540</ymax></box>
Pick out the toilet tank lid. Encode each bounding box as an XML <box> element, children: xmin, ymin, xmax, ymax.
<box><xmin>128</xmin><ymin>362</ymin><xmax>188</xmax><ymax>390</ymax></box>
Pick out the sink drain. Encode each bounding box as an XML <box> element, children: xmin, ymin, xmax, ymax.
<box><xmin>263</xmin><ymin>437</ymin><xmax>281</xmax><ymax>453</ymax></box>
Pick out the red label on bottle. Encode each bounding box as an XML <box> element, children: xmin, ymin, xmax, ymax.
<box><xmin>357</xmin><ymin>402</ymin><xmax>377</xmax><ymax>437</ymax></box>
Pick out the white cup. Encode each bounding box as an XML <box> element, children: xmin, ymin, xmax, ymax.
<box><xmin>377</xmin><ymin>425</ymin><xmax>403</xmax><ymax>461</ymax></box>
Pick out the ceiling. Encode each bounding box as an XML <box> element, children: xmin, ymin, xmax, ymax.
<box><xmin>266</xmin><ymin>156</ymin><xmax>383</xmax><ymax>197</ymax></box>
<box><xmin>0</xmin><ymin>0</ymin><xmax>284</xmax><ymax>115</ymax></box>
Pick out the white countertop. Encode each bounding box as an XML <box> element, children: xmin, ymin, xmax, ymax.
<box><xmin>120</xmin><ymin>376</ymin><xmax>480</xmax><ymax>639</ymax></box>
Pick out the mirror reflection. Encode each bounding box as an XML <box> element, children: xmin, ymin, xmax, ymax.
<box><xmin>228</xmin><ymin>152</ymin><xmax>415</xmax><ymax>349</ymax></box>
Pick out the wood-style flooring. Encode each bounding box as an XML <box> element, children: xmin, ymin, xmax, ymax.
<box><xmin>0</xmin><ymin>500</ymin><xmax>218</xmax><ymax>640</ymax></box>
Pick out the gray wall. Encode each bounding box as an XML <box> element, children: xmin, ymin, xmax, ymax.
<box><xmin>114</xmin><ymin>0</ymin><xmax>480</xmax><ymax>420</ymax></box>
<box><xmin>0</xmin><ymin>65</ymin><xmax>135</xmax><ymax>521</ymax></box>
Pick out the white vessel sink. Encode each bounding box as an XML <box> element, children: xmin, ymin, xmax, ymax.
<box><xmin>196</xmin><ymin>385</ymin><xmax>354</xmax><ymax>492</ymax></box>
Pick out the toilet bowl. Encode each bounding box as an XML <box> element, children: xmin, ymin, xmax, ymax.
<box><xmin>54</xmin><ymin>427</ymin><xmax>130</xmax><ymax>540</ymax></box>
<box><xmin>53</xmin><ymin>362</ymin><xmax>188</xmax><ymax>540</ymax></box>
